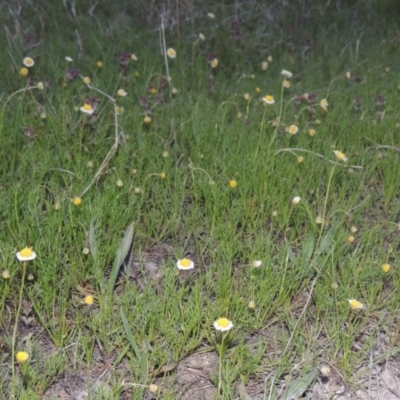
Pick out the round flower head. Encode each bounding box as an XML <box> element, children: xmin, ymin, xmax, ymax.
<box><xmin>65</xmin><ymin>56</ymin><xmax>73</xmax><ymax>62</ymax></box>
<box><xmin>261</xmin><ymin>61</ymin><xmax>268</xmax><ymax>70</ymax></box>
<box><xmin>320</xmin><ymin>98</ymin><xmax>328</xmax><ymax>112</ymax></box>
<box><xmin>23</xmin><ymin>57</ymin><xmax>34</xmax><ymax>67</ymax></box>
<box><xmin>199</xmin><ymin>33</ymin><xmax>205</xmax><ymax>41</ymax></box>
<box><xmin>348</xmin><ymin>298</ymin><xmax>364</xmax><ymax>310</ymax></box>
<box><xmin>177</xmin><ymin>258</ymin><xmax>194</xmax><ymax>270</ymax></box>
<box><xmin>72</xmin><ymin>196</ymin><xmax>82</xmax><ymax>206</ymax></box>
<box><xmin>82</xmin><ymin>76</ymin><xmax>91</xmax><ymax>84</ymax></box>
<box><xmin>262</xmin><ymin>95</ymin><xmax>275</xmax><ymax>104</ymax></box>
<box><xmin>213</xmin><ymin>317</ymin><xmax>234</xmax><ymax>332</ymax></box>
<box><xmin>292</xmin><ymin>196</ymin><xmax>301</xmax><ymax>205</ymax></box>
<box><xmin>84</xmin><ymin>295</ymin><xmax>94</xmax><ymax>305</ymax></box>
<box><xmin>117</xmin><ymin>89</ymin><xmax>127</xmax><ymax>97</ymax></box>
<box><xmin>20</xmin><ymin>67</ymin><xmax>29</xmax><ymax>77</ymax></box>
<box><xmin>382</xmin><ymin>263</ymin><xmax>391</xmax><ymax>273</ymax></box>
<box><xmin>288</xmin><ymin>124</ymin><xmax>298</xmax><ymax>135</ymax></box>
<box><xmin>229</xmin><ymin>180</ymin><xmax>237</xmax><ymax>188</ymax></box>
<box><xmin>80</xmin><ymin>103</ymin><xmax>94</xmax><ymax>115</ymax></box>
<box><xmin>211</xmin><ymin>58</ymin><xmax>218</xmax><ymax>68</ymax></box>
<box><xmin>167</xmin><ymin>48</ymin><xmax>177</xmax><ymax>59</ymax></box>
<box><xmin>252</xmin><ymin>260</ymin><xmax>262</xmax><ymax>268</ymax></box>
<box><xmin>334</xmin><ymin>150</ymin><xmax>347</xmax><ymax>162</ymax></box>
<box><xmin>144</xmin><ymin>116</ymin><xmax>152</xmax><ymax>124</ymax></box>
<box><xmin>16</xmin><ymin>247</ymin><xmax>37</xmax><ymax>262</ymax></box>
<box><xmin>283</xmin><ymin>79</ymin><xmax>291</xmax><ymax>88</ymax></box>
<box><xmin>36</xmin><ymin>82</ymin><xmax>44</xmax><ymax>90</ymax></box>
<box><xmin>97</xmin><ymin>61</ymin><xmax>103</xmax><ymax>68</ymax></box>
<box><xmin>16</xmin><ymin>351</ymin><xmax>30</xmax><ymax>363</ymax></box>
<box><xmin>281</xmin><ymin>69</ymin><xmax>293</xmax><ymax>78</ymax></box>
<box><xmin>2</xmin><ymin>269</ymin><xmax>10</xmax><ymax>279</ymax></box>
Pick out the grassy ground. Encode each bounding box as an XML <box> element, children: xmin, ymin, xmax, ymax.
<box><xmin>1</xmin><ymin>0</ymin><xmax>400</xmax><ymax>399</ymax></box>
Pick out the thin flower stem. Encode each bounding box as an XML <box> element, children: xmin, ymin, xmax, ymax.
<box><xmin>11</xmin><ymin>261</ymin><xmax>28</xmax><ymax>397</ymax></box>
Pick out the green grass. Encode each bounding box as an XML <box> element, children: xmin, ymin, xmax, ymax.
<box><xmin>1</xmin><ymin>1</ymin><xmax>400</xmax><ymax>399</ymax></box>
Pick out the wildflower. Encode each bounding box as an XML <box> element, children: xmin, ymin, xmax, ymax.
<box><xmin>40</xmin><ymin>112</ymin><xmax>46</xmax><ymax>119</ymax></box>
<box><xmin>80</xmin><ymin>103</ymin><xmax>94</xmax><ymax>115</ymax></box>
<box><xmin>267</xmin><ymin>56</ymin><xmax>273</xmax><ymax>62</ymax></box>
<box><xmin>116</xmin><ymin>106</ymin><xmax>124</xmax><ymax>115</ymax></box>
<box><xmin>288</xmin><ymin>124</ymin><xmax>298</xmax><ymax>135</ymax></box>
<box><xmin>281</xmin><ymin>69</ymin><xmax>293</xmax><ymax>78</ymax></box>
<box><xmin>199</xmin><ymin>33</ymin><xmax>205</xmax><ymax>41</ymax></box>
<box><xmin>292</xmin><ymin>196</ymin><xmax>301</xmax><ymax>205</ymax></box>
<box><xmin>297</xmin><ymin>156</ymin><xmax>304</xmax><ymax>163</ymax></box>
<box><xmin>320</xmin><ymin>365</ymin><xmax>331</xmax><ymax>377</ymax></box>
<box><xmin>131</xmin><ymin>54</ymin><xmax>138</xmax><ymax>61</ymax></box>
<box><xmin>172</xmin><ymin>87</ymin><xmax>178</xmax><ymax>94</ymax></box>
<box><xmin>272</xmin><ymin>210</ymin><xmax>278</xmax><ymax>217</ymax></box>
<box><xmin>261</xmin><ymin>61</ymin><xmax>268</xmax><ymax>70</ymax></box>
<box><xmin>350</xmin><ymin>226</ymin><xmax>358</xmax><ymax>233</ymax></box>
<box><xmin>248</xmin><ymin>300</ymin><xmax>256</xmax><ymax>309</ymax></box>
<box><xmin>207</xmin><ymin>12</ymin><xmax>215</xmax><ymax>19</ymax></box>
<box><xmin>160</xmin><ymin>172</ymin><xmax>166</xmax><ymax>179</ymax></box>
<box><xmin>65</xmin><ymin>56</ymin><xmax>73</xmax><ymax>62</ymax></box>
<box><xmin>176</xmin><ymin>258</ymin><xmax>194</xmax><ymax>270</ymax></box>
<box><xmin>16</xmin><ymin>351</ymin><xmax>30</xmax><ymax>364</ymax></box>
<box><xmin>36</xmin><ymin>82</ymin><xmax>44</xmax><ymax>90</ymax></box>
<box><xmin>20</xmin><ymin>67</ymin><xmax>29</xmax><ymax>76</ymax></box>
<box><xmin>116</xmin><ymin>180</ymin><xmax>123</xmax><ymax>187</ymax></box>
<box><xmin>283</xmin><ymin>79</ymin><xmax>291</xmax><ymax>88</ymax></box>
<box><xmin>149</xmin><ymin>384</ymin><xmax>158</xmax><ymax>393</ymax></box>
<box><xmin>382</xmin><ymin>263</ymin><xmax>391</xmax><ymax>273</ymax></box>
<box><xmin>346</xmin><ymin>71</ymin><xmax>351</xmax><ymax>79</ymax></box>
<box><xmin>252</xmin><ymin>260</ymin><xmax>262</xmax><ymax>268</ymax></box>
<box><xmin>315</xmin><ymin>216</ymin><xmax>324</xmax><ymax>224</ymax></box>
<box><xmin>82</xmin><ymin>76</ymin><xmax>91</xmax><ymax>84</ymax></box>
<box><xmin>97</xmin><ymin>61</ymin><xmax>103</xmax><ymax>68</ymax></box>
<box><xmin>331</xmin><ymin>282</ymin><xmax>339</xmax><ymax>290</ymax></box>
<box><xmin>72</xmin><ymin>196</ymin><xmax>82</xmax><ymax>206</ymax></box>
<box><xmin>262</xmin><ymin>95</ymin><xmax>275</xmax><ymax>104</ymax></box>
<box><xmin>84</xmin><ymin>295</ymin><xmax>94</xmax><ymax>305</ymax></box>
<box><xmin>150</xmin><ymin>87</ymin><xmax>157</xmax><ymax>95</ymax></box>
<box><xmin>229</xmin><ymin>180</ymin><xmax>237</xmax><ymax>188</ymax></box>
<box><xmin>82</xmin><ymin>247</ymin><xmax>90</xmax><ymax>255</ymax></box>
<box><xmin>320</xmin><ymin>98</ymin><xmax>328</xmax><ymax>112</ymax></box>
<box><xmin>211</xmin><ymin>58</ymin><xmax>218</xmax><ymax>68</ymax></box>
<box><xmin>117</xmin><ymin>89</ymin><xmax>127</xmax><ymax>97</ymax></box>
<box><xmin>2</xmin><ymin>270</ymin><xmax>10</xmax><ymax>279</ymax></box>
<box><xmin>27</xmin><ymin>273</ymin><xmax>34</xmax><ymax>281</ymax></box>
<box><xmin>87</xmin><ymin>161</ymin><xmax>94</xmax><ymax>168</ymax></box>
<box><xmin>23</xmin><ymin>57</ymin><xmax>34</xmax><ymax>67</ymax></box>
<box><xmin>54</xmin><ymin>202</ymin><xmax>61</xmax><ymax>210</ymax></box>
<box><xmin>348</xmin><ymin>298</ymin><xmax>364</xmax><ymax>310</ymax></box>
<box><xmin>213</xmin><ymin>318</ymin><xmax>234</xmax><ymax>332</ymax></box>
<box><xmin>162</xmin><ymin>151</ymin><xmax>169</xmax><ymax>157</ymax></box>
<box><xmin>167</xmin><ymin>48</ymin><xmax>177</xmax><ymax>58</ymax></box>
<box><xmin>134</xmin><ymin>187</ymin><xmax>142</xmax><ymax>194</ymax></box>
<box><xmin>255</xmin><ymin>87</ymin><xmax>261</xmax><ymax>93</ymax></box>
<box><xmin>334</xmin><ymin>150</ymin><xmax>347</xmax><ymax>162</ymax></box>
<box><xmin>144</xmin><ymin>116</ymin><xmax>152</xmax><ymax>124</ymax></box>
<box><xmin>347</xmin><ymin>235</ymin><xmax>355</xmax><ymax>243</ymax></box>
<box><xmin>16</xmin><ymin>247</ymin><xmax>37</xmax><ymax>262</ymax></box>
<box><xmin>244</xmin><ymin>93</ymin><xmax>250</xmax><ymax>100</ymax></box>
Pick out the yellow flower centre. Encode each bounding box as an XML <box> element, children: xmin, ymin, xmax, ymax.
<box><xmin>83</xmin><ymin>104</ymin><xmax>92</xmax><ymax>112</ymax></box>
<box><xmin>180</xmin><ymin>259</ymin><xmax>191</xmax><ymax>268</ymax></box>
<box><xmin>72</xmin><ymin>196</ymin><xmax>82</xmax><ymax>205</ymax></box>
<box><xmin>229</xmin><ymin>180</ymin><xmax>237</xmax><ymax>188</ymax></box>
<box><xmin>217</xmin><ymin>318</ymin><xmax>230</xmax><ymax>328</ymax></box>
<box><xmin>20</xmin><ymin>247</ymin><xmax>33</xmax><ymax>257</ymax></box>
<box><xmin>288</xmin><ymin>125</ymin><xmax>298</xmax><ymax>134</ymax></box>
<box><xmin>20</xmin><ymin>67</ymin><xmax>29</xmax><ymax>76</ymax></box>
<box><xmin>382</xmin><ymin>263</ymin><xmax>390</xmax><ymax>273</ymax></box>
<box><xmin>16</xmin><ymin>351</ymin><xmax>30</xmax><ymax>363</ymax></box>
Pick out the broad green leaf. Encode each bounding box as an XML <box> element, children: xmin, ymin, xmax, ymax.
<box><xmin>108</xmin><ymin>221</ymin><xmax>134</xmax><ymax>294</ymax></box>
<box><xmin>285</xmin><ymin>369</ymin><xmax>318</xmax><ymax>399</ymax></box>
